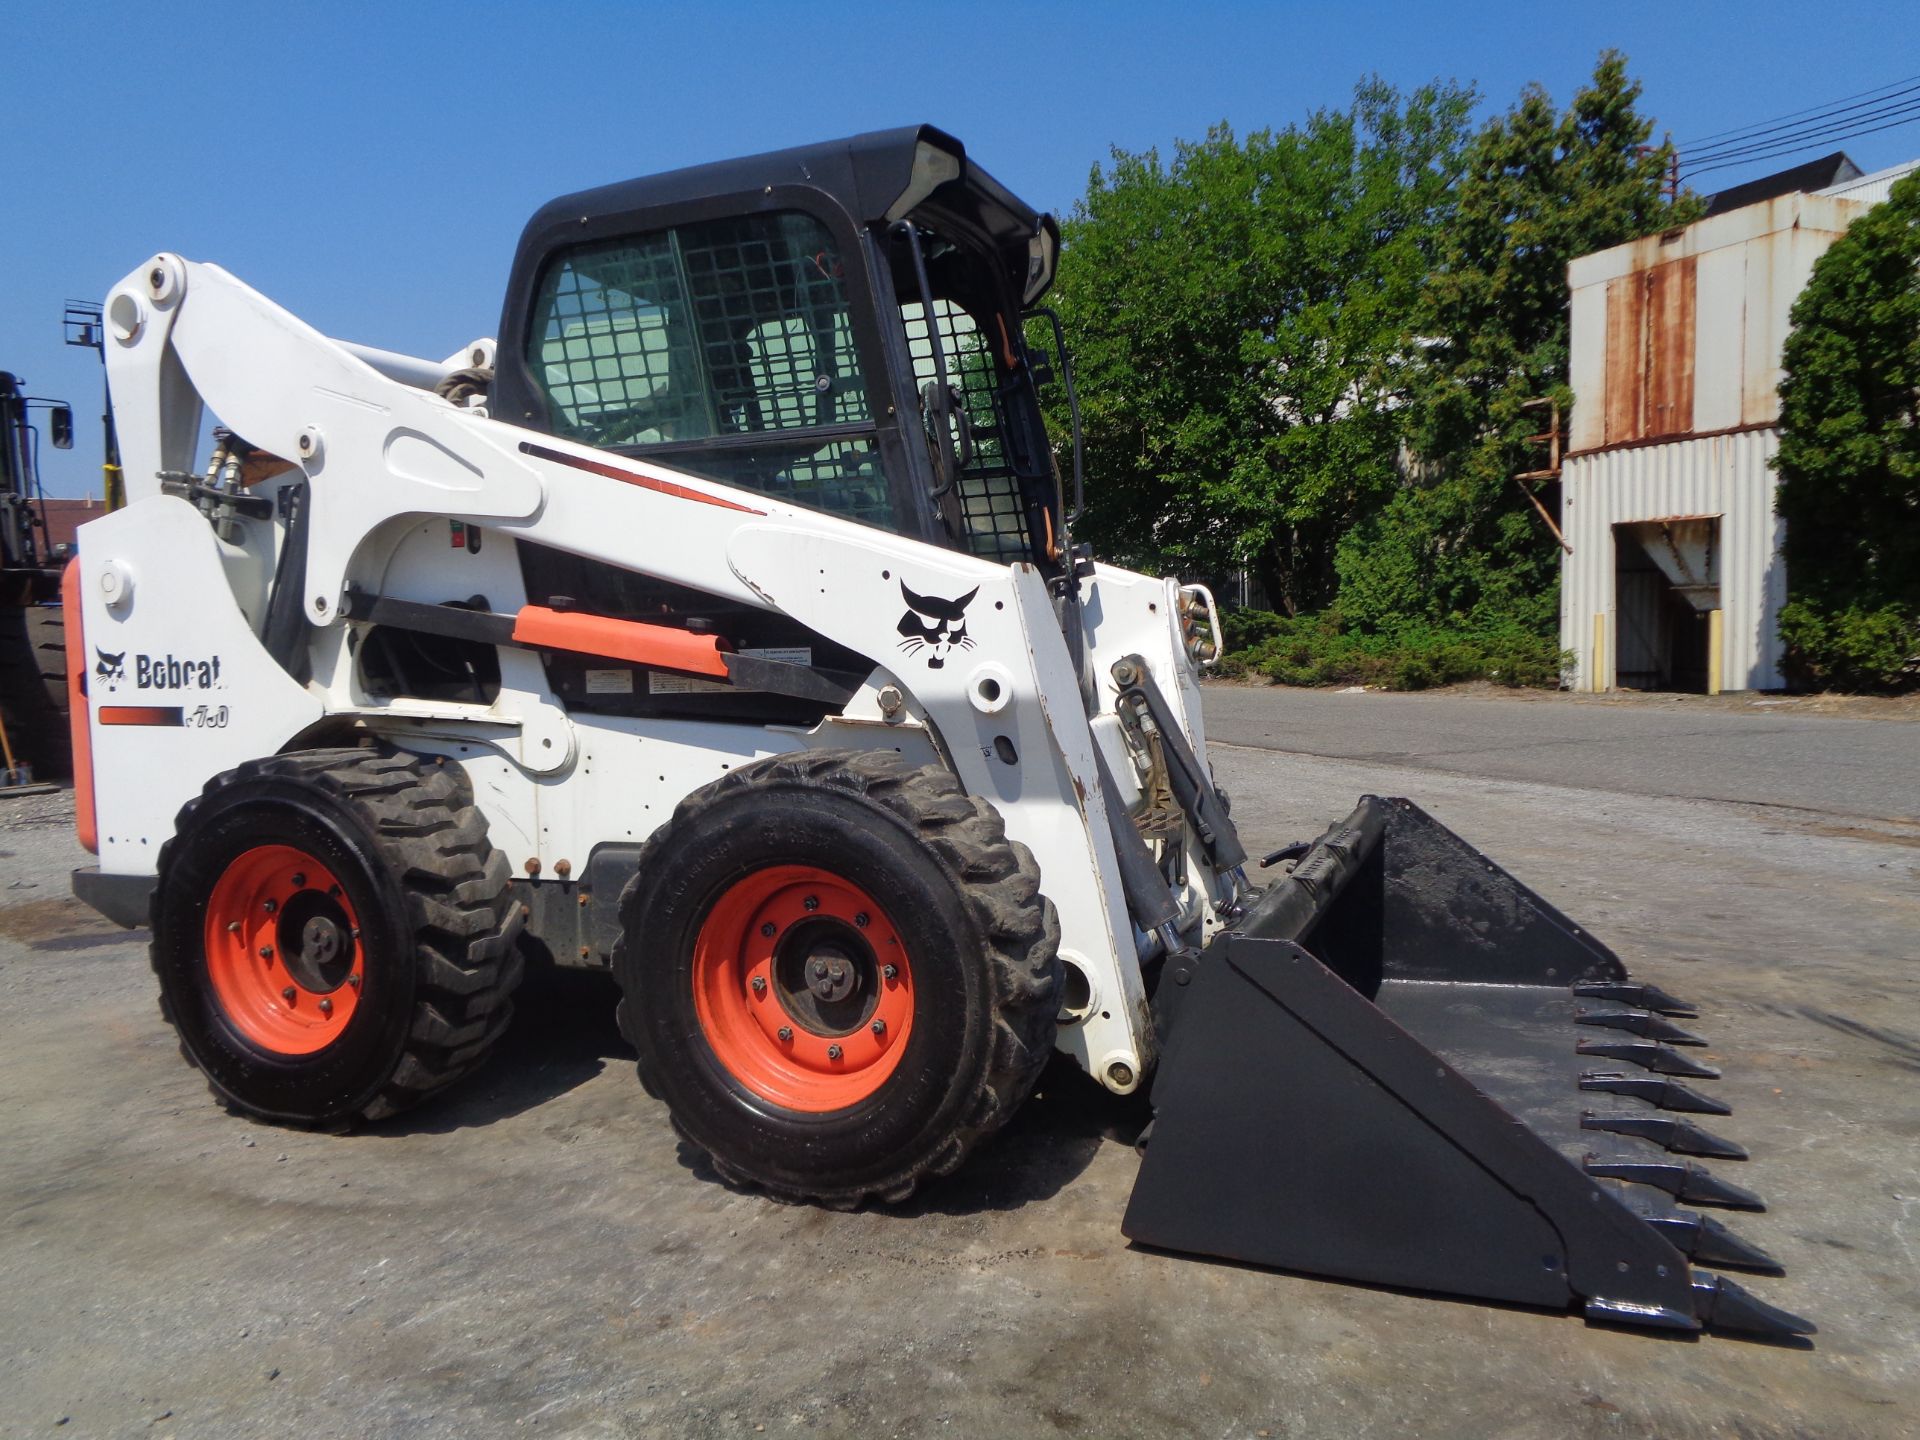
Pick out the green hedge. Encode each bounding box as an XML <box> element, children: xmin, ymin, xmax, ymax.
<box><xmin>1778</xmin><ymin>601</ymin><xmax>1920</xmax><ymax>693</ymax></box>
<box><xmin>1216</xmin><ymin>608</ymin><xmax>1566</xmax><ymax>691</ymax></box>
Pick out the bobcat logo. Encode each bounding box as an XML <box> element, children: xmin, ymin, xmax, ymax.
<box><xmin>896</xmin><ymin>582</ymin><xmax>977</xmax><ymax>670</ymax></box>
<box><xmin>93</xmin><ymin>648</ymin><xmax>126</xmax><ymax>687</ymax></box>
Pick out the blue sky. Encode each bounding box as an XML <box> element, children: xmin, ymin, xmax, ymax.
<box><xmin>5</xmin><ymin>0</ymin><xmax>1915</xmax><ymax>497</ymax></box>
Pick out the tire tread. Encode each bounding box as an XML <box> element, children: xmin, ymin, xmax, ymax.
<box><xmin>150</xmin><ymin>746</ymin><xmax>524</xmax><ymax>1126</ymax></box>
<box><xmin>615</xmin><ymin>748</ymin><xmax>1060</xmax><ymax>1208</ymax></box>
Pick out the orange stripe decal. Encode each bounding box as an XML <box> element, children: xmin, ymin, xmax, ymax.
<box><xmin>62</xmin><ymin>561</ymin><xmax>98</xmax><ymax>853</ymax></box>
<box><xmin>519</xmin><ymin>441</ymin><xmax>766</xmax><ymax>515</ymax></box>
<box><xmin>99</xmin><ymin>705</ymin><xmax>185</xmax><ymax>727</ymax></box>
<box><xmin>511</xmin><ymin>607</ymin><xmax>731</xmax><ymax>679</ymax></box>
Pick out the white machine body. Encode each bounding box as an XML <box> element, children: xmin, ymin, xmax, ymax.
<box><xmin>76</xmin><ymin>256</ymin><xmax>1231</xmax><ymax>1093</ymax></box>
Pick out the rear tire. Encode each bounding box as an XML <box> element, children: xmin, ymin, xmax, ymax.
<box><xmin>149</xmin><ymin>748</ymin><xmax>525</xmax><ymax>1127</ymax></box>
<box><xmin>0</xmin><ymin>600</ymin><xmax>70</xmax><ymax>780</ymax></box>
<box><xmin>613</xmin><ymin>749</ymin><xmax>1061</xmax><ymax>1207</ymax></box>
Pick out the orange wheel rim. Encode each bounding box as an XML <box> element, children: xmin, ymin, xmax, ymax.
<box><xmin>203</xmin><ymin>844</ymin><xmax>363</xmax><ymax>1056</ymax></box>
<box><xmin>691</xmin><ymin>864</ymin><xmax>914</xmax><ymax>1113</ymax></box>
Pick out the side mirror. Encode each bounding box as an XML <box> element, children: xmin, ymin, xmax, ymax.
<box><xmin>49</xmin><ymin>405</ymin><xmax>74</xmax><ymax>450</ymax></box>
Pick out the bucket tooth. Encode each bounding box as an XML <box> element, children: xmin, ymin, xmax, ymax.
<box><xmin>1582</xmin><ymin>1113</ymin><xmax>1748</xmax><ymax>1159</ymax></box>
<box><xmin>1692</xmin><ymin>1273</ymin><xmax>1816</xmax><ymax>1339</ymax></box>
<box><xmin>1646</xmin><ymin>1212</ymin><xmax>1784</xmax><ymax>1274</ymax></box>
<box><xmin>1583</xmin><ymin>1296</ymin><xmax>1698</xmax><ymax>1332</ymax></box>
<box><xmin>1577</xmin><ymin>1008</ymin><xmax>1708</xmax><ymax>1046</ymax></box>
<box><xmin>1585</xmin><ymin>1157</ymin><xmax>1766</xmax><ymax>1210</ymax></box>
<box><xmin>1577</xmin><ymin>1039</ymin><xmax>1720</xmax><ymax>1078</ymax></box>
<box><xmin>1580</xmin><ymin>1071</ymin><xmax>1731</xmax><ymax>1115</ymax></box>
<box><xmin>1574</xmin><ymin>981</ymin><xmax>1697</xmax><ymax>1017</ymax></box>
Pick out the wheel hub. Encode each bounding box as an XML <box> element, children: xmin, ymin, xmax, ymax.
<box><xmin>776</xmin><ymin>919</ymin><xmax>875</xmax><ymax>1032</ymax></box>
<box><xmin>806</xmin><ymin>950</ymin><xmax>856</xmax><ymax>1003</ymax></box>
<box><xmin>690</xmin><ymin>865</ymin><xmax>914</xmax><ymax>1113</ymax></box>
<box><xmin>278</xmin><ymin>889</ymin><xmax>355</xmax><ymax>994</ymax></box>
<box><xmin>203</xmin><ymin>845</ymin><xmax>362</xmax><ymax>1055</ymax></box>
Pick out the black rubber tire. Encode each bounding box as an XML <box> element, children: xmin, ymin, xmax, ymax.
<box><xmin>613</xmin><ymin>748</ymin><xmax>1061</xmax><ymax>1207</ymax></box>
<box><xmin>150</xmin><ymin>747</ymin><xmax>525</xmax><ymax>1127</ymax></box>
<box><xmin>0</xmin><ymin>600</ymin><xmax>70</xmax><ymax>780</ymax></box>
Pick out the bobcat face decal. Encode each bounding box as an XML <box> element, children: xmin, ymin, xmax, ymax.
<box><xmin>94</xmin><ymin>648</ymin><xmax>126</xmax><ymax>687</ymax></box>
<box><xmin>896</xmin><ymin>582</ymin><xmax>978</xmax><ymax>670</ymax></box>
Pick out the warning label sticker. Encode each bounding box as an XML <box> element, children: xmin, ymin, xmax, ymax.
<box><xmin>584</xmin><ymin>669</ymin><xmax>635</xmax><ymax>695</ymax></box>
<box><xmin>645</xmin><ymin>647</ymin><xmax>811</xmax><ymax>696</ymax></box>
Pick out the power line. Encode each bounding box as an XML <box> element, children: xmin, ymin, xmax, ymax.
<box><xmin>1683</xmin><ymin>100</ymin><xmax>1920</xmax><ymax>172</ymax></box>
<box><xmin>1684</xmin><ymin>91</ymin><xmax>1920</xmax><ymax>166</ymax></box>
<box><xmin>1683</xmin><ymin>82</ymin><xmax>1920</xmax><ymax>162</ymax></box>
<box><xmin>1686</xmin><ymin>110</ymin><xmax>1920</xmax><ymax>180</ymax></box>
<box><xmin>1675</xmin><ymin>72</ymin><xmax>1920</xmax><ymax>148</ymax></box>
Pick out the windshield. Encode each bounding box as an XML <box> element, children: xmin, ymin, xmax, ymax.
<box><xmin>527</xmin><ymin>210</ymin><xmax>894</xmax><ymax>530</ymax></box>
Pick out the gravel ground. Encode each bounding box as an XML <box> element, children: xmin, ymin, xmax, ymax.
<box><xmin>2</xmin><ymin>699</ymin><xmax>1917</xmax><ymax>1439</ymax></box>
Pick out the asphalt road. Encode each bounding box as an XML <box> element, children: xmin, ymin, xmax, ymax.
<box><xmin>1201</xmin><ymin>684</ymin><xmax>1920</xmax><ymax>822</ymax></box>
<box><xmin>4</xmin><ymin>693</ymin><xmax>1918</xmax><ymax>1438</ymax></box>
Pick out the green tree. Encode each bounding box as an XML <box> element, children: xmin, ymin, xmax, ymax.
<box><xmin>1049</xmin><ymin>81</ymin><xmax>1473</xmax><ymax>613</ymax></box>
<box><xmin>1774</xmin><ymin>168</ymin><xmax>1920</xmax><ymax>690</ymax></box>
<box><xmin>1336</xmin><ymin>52</ymin><xmax>1694</xmax><ymax>637</ymax></box>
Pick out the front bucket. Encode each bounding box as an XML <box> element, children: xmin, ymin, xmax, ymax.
<box><xmin>1123</xmin><ymin>797</ymin><xmax>1811</xmax><ymax>1340</ymax></box>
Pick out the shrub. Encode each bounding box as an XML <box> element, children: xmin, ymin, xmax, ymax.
<box><xmin>1214</xmin><ymin>607</ymin><xmax>1566</xmax><ymax>691</ymax></box>
<box><xmin>1778</xmin><ymin>601</ymin><xmax>1920</xmax><ymax>693</ymax></box>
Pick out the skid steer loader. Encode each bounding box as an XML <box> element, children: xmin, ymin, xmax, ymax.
<box><xmin>66</xmin><ymin>127</ymin><xmax>1808</xmax><ymax>1339</ymax></box>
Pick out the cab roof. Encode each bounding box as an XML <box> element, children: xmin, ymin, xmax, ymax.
<box><xmin>516</xmin><ymin>124</ymin><xmax>1058</xmax><ymax>305</ymax></box>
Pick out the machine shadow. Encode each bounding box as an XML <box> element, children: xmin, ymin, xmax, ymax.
<box><xmin>672</xmin><ymin>1053</ymin><xmax>1151</xmax><ymax>1215</ymax></box>
<box><xmin>375</xmin><ymin>959</ymin><xmax>631</xmax><ymax>1136</ymax></box>
<box><xmin>388</xmin><ymin>948</ymin><xmax>1144</xmax><ymax>1216</ymax></box>
<box><xmin>900</xmin><ymin>1057</ymin><xmax>1152</xmax><ymax>1216</ymax></box>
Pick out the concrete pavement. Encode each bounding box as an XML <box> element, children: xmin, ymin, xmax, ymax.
<box><xmin>1200</xmin><ymin>682</ymin><xmax>1920</xmax><ymax>822</ymax></box>
<box><xmin>3</xmin><ymin>693</ymin><xmax>1918</xmax><ymax>1438</ymax></box>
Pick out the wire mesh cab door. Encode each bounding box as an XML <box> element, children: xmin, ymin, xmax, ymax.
<box><xmin>517</xmin><ymin>198</ymin><xmax>935</xmax><ymax>540</ymax></box>
<box><xmin>883</xmin><ymin>227</ymin><xmax>1061</xmax><ymax>568</ymax></box>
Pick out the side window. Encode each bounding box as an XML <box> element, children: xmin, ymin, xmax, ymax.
<box><xmin>528</xmin><ymin>212</ymin><xmax>892</xmax><ymax>527</ymax></box>
<box><xmin>900</xmin><ymin>299</ymin><xmax>1028</xmax><ymax>563</ymax></box>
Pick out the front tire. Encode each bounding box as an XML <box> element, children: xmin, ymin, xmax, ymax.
<box><xmin>613</xmin><ymin>749</ymin><xmax>1061</xmax><ymax>1207</ymax></box>
<box><xmin>150</xmin><ymin>748</ymin><xmax>525</xmax><ymax>1127</ymax></box>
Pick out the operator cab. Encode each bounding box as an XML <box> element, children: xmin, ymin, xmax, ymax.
<box><xmin>493</xmin><ymin>126</ymin><xmax>1069</xmax><ymax>573</ymax></box>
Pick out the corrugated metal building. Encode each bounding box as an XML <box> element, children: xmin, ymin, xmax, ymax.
<box><xmin>1559</xmin><ymin>160</ymin><xmax>1916</xmax><ymax>692</ymax></box>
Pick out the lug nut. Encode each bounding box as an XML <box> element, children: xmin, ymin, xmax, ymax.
<box><xmin>259</xmin><ymin>946</ymin><xmax>274</xmax><ymax>960</ymax></box>
<box><xmin>854</xmin><ymin>912</ymin><xmax>869</xmax><ymax>928</ymax></box>
<box><xmin>346</xmin><ymin>974</ymin><xmax>361</xmax><ymax>990</ymax></box>
<box><xmin>777</xmin><ymin>1026</ymin><xmax>793</xmax><ymax>1042</ymax></box>
<box><xmin>318</xmin><ymin>998</ymin><xmax>333</xmax><ymax>1017</ymax></box>
<box><xmin>803</xmin><ymin>895</ymin><xmax>820</xmax><ymax>911</ymax></box>
<box><xmin>290</xmin><ymin>872</ymin><xmax>307</xmax><ymax>888</ymax></box>
<box><xmin>761</xmin><ymin>922</ymin><xmax>777</xmax><ymax>938</ymax></box>
<box><xmin>751</xmin><ymin>975</ymin><xmax>767</xmax><ymax>995</ymax></box>
<box><xmin>329</xmin><ymin>884</ymin><xmax>342</xmax><ymax>898</ymax></box>
<box><xmin>281</xmin><ymin>987</ymin><xmax>296</xmax><ymax>1003</ymax></box>
<box><xmin>826</xmin><ymin>1044</ymin><xmax>843</xmax><ymax>1061</ymax></box>
<box><xmin>871</xmin><ymin>1019</ymin><xmax>886</xmax><ymax>1037</ymax></box>
<box><xmin>227</xmin><ymin>921</ymin><xmax>242</xmax><ymax>933</ymax></box>
<box><xmin>262</xmin><ymin>898</ymin><xmax>278</xmax><ymax>915</ymax></box>
<box><xmin>883</xmin><ymin>964</ymin><xmax>898</xmax><ymax>980</ymax></box>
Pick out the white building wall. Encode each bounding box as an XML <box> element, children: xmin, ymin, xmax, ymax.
<box><xmin>1560</xmin><ymin>429</ymin><xmax>1786</xmax><ymax>692</ymax></box>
